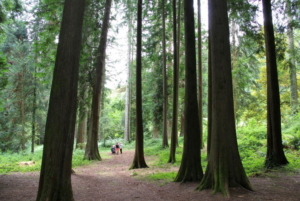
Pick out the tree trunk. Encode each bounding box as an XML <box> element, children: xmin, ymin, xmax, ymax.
<box><xmin>262</xmin><ymin>0</ymin><xmax>289</xmax><ymax>168</ymax></box>
<box><xmin>174</xmin><ymin>0</ymin><xmax>203</xmax><ymax>182</ymax></box>
<box><xmin>179</xmin><ymin>113</ymin><xmax>184</xmax><ymax>137</ymax></box>
<box><xmin>177</xmin><ymin>0</ymin><xmax>182</xmax><ymax>141</ymax></box>
<box><xmin>206</xmin><ymin>38</ymin><xmax>212</xmax><ymax>159</ymax></box>
<box><xmin>76</xmin><ymin>86</ymin><xmax>88</xmax><ymax>150</ymax></box>
<box><xmin>130</xmin><ymin>0</ymin><xmax>148</xmax><ymax>169</ymax></box>
<box><xmin>286</xmin><ymin>0</ymin><xmax>298</xmax><ymax>114</ymax></box>
<box><xmin>99</xmin><ymin>80</ymin><xmax>105</xmax><ymax>141</ymax></box>
<box><xmin>168</xmin><ymin>0</ymin><xmax>179</xmax><ymax>164</ymax></box>
<box><xmin>36</xmin><ymin>0</ymin><xmax>86</xmax><ymax>199</ymax></box>
<box><xmin>231</xmin><ymin>21</ymin><xmax>238</xmax><ymax>119</ymax></box>
<box><xmin>162</xmin><ymin>0</ymin><xmax>169</xmax><ymax>148</ymax></box>
<box><xmin>84</xmin><ymin>0</ymin><xmax>112</xmax><ymax>160</ymax></box>
<box><xmin>21</xmin><ymin>67</ymin><xmax>25</xmax><ymax>151</ymax></box>
<box><xmin>197</xmin><ymin>0</ymin><xmax>203</xmax><ymax>148</ymax></box>
<box><xmin>197</xmin><ymin>0</ymin><xmax>252</xmax><ymax>196</ymax></box>
<box><xmin>124</xmin><ymin>1</ymin><xmax>133</xmax><ymax>143</ymax></box>
<box><xmin>31</xmin><ymin>66</ymin><xmax>36</xmax><ymax>153</ymax></box>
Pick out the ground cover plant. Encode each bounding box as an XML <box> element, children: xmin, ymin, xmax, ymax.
<box><xmin>0</xmin><ymin>125</ymin><xmax>299</xmax><ymax>201</ymax></box>
<box><xmin>1</xmin><ymin>124</ymin><xmax>299</xmax><ymax>177</ymax></box>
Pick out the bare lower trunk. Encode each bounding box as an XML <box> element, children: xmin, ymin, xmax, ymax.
<box><xmin>197</xmin><ymin>0</ymin><xmax>252</xmax><ymax>196</ymax></box>
<box><xmin>36</xmin><ymin>0</ymin><xmax>86</xmax><ymax>199</ymax></box>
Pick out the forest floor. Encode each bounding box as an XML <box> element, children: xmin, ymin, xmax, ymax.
<box><xmin>0</xmin><ymin>150</ymin><xmax>299</xmax><ymax>201</ymax></box>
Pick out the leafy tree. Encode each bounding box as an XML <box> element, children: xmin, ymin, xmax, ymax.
<box><xmin>84</xmin><ymin>0</ymin><xmax>112</xmax><ymax>161</ymax></box>
<box><xmin>0</xmin><ymin>19</ymin><xmax>36</xmax><ymax>152</ymax></box>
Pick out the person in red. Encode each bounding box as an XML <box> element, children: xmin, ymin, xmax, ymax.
<box><xmin>115</xmin><ymin>142</ymin><xmax>120</xmax><ymax>155</ymax></box>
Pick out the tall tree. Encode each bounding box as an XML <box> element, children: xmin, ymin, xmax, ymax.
<box><xmin>130</xmin><ymin>0</ymin><xmax>148</xmax><ymax>169</ymax></box>
<box><xmin>76</xmin><ymin>83</ymin><xmax>88</xmax><ymax>149</ymax></box>
<box><xmin>162</xmin><ymin>0</ymin><xmax>169</xmax><ymax>148</ymax></box>
<box><xmin>262</xmin><ymin>0</ymin><xmax>289</xmax><ymax>168</ymax></box>
<box><xmin>286</xmin><ymin>0</ymin><xmax>298</xmax><ymax>114</ymax></box>
<box><xmin>84</xmin><ymin>0</ymin><xmax>112</xmax><ymax>160</ymax></box>
<box><xmin>197</xmin><ymin>0</ymin><xmax>203</xmax><ymax>148</ymax></box>
<box><xmin>197</xmin><ymin>0</ymin><xmax>252</xmax><ymax>196</ymax></box>
<box><xmin>174</xmin><ymin>0</ymin><xmax>203</xmax><ymax>182</ymax></box>
<box><xmin>168</xmin><ymin>0</ymin><xmax>179</xmax><ymax>164</ymax></box>
<box><xmin>124</xmin><ymin>0</ymin><xmax>133</xmax><ymax>142</ymax></box>
<box><xmin>36</xmin><ymin>0</ymin><xmax>86</xmax><ymax>199</ymax></box>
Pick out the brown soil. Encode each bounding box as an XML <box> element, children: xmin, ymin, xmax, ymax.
<box><xmin>0</xmin><ymin>150</ymin><xmax>299</xmax><ymax>201</ymax></box>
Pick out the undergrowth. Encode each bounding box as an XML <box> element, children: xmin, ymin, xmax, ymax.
<box><xmin>1</xmin><ymin>123</ymin><xmax>299</xmax><ymax>180</ymax></box>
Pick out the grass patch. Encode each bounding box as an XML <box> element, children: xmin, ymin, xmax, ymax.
<box><xmin>0</xmin><ymin>145</ymin><xmax>108</xmax><ymax>174</ymax></box>
<box><xmin>145</xmin><ymin>171</ymin><xmax>177</xmax><ymax>185</ymax></box>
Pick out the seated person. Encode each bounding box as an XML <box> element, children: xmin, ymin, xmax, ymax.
<box><xmin>111</xmin><ymin>145</ymin><xmax>115</xmax><ymax>154</ymax></box>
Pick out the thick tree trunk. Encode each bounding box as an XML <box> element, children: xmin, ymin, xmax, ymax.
<box><xmin>262</xmin><ymin>0</ymin><xmax>288</xmax><ymax>168</ymax></box>
<box><xmin>130</xmin><ymin>0</ymin><xmax>148</xmax><ymax>169</ymax></box>
<box><xmin>84</xmin><ymin>0</ymin><xmax>112</xmax><ymax>160</ymax></box>
<box><xmin>197</xmin><ymin>0</ymin><xmax>252</xmax><ymax>196</ymax></box>
<box><xmin>174</xmin><ymin>0</ymin><xmax>203</xmax><ymax>182</ymax></box>
<box><xmin>36</xmin><ymin>0</ymin><xmax>86</xmax><ymax>199</ymax></box>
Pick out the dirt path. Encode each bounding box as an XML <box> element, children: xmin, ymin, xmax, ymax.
<box><xmin>0</xmin><ymin>150</ymin><xmax>299</xmax><ymax>201</ymax></box>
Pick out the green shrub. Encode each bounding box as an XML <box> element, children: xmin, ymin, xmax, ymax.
<box><xmin>146</xmin><ymin>171</ymin><xmax>177</xmax><ymax>181</ymax></box>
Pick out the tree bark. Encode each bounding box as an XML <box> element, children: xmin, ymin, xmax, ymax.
<box><xmin>286</xmin><ymin>0</ymin><xmax>298</xmax><ymax>114</ymax></box>
<box><xmin>197</xmin><ymin>0</ymin><xmax>252</xmax><ymax>196</ymax></box>
<box><xmin>197</xmin><ymin>0</ymin><xmax>203</xmax><ymax>149</ymax></box>
<box><xmin>130</xmin><ymin>0</ymin><xmax>148</xmax><ymax>169</ymax></box>
<box><xmin>231</xmin><ymin>21</ymin><xmax>238</xmax><ymax>119</ymax></box>
<box><xmin>36</xmin><ymin>0</ymin><xmax>86</xmax><ymax>199</ymax></box>
<box><xmin>262</xmin><ymin>0</ymin><xmax>289</xmax><ymax>168</ymax></box>
<box><xmin>31</xmin><ymin>65</ymin><xmax>37</xmax><ymax>153</ymax></box>
<box><xmin>84</xmin><ymin>0</ymin><xmax>112</xmax><ymax>160</ymax></box>
<box><xmin>206</xmin><ymin>38</ymin><xmax>212</xmax><ymax>159</ymax></box>
<box><xmin>174</xmin><ymin>0</ymin><xmax>203</xmax><ymax>182</ymax></box>
<box><xmin>162</xmin><ymin>0</ymin><xmax>169</xmax><ymax>148</ymax></box>
<box><xmin>168</xmin><ymin>0</ymin><xmax>179</xmax><ymax>164</ymax></box>
<box><xmin>21</xmin><ymin>66</ymin><xmax>25</xmax><ymax>151</ymax></box>
<box><xmin>76</xmin><ymin>85</ymin><xmax>88</xmax><ymax>150</ymax></box>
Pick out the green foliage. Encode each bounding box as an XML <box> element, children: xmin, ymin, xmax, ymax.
<box><xmin>146</xmin><ymin>171</ymin><xmax>177</xmax><ymax>185</ymax></box>
<box><xmin>72</xmin><ymin>149</ymin><xmax>93</xmax><ymax>167</ymax></box>
<box><xmin>282</xmin><ymin>114</ymin><xmax>300</xmax><ymax>150</ymax></box>
<box><xmin>100</xmin><ymin>88</ymin><xmax>126</xmax><ymax>140</ymax></box>
<box><xmin>0</xmin><ymin>146</ymin><xmax>43</xmax><ymax>174</ymax></box>
<box><xmin>0</xmin><ymin>146</ymin><xmax>93</xmax><ymax>174</ymax></box>
<box><xmin>236</xmin><ymin>123</ymin><xmax>267</xmax><ymax>175</ymax></box>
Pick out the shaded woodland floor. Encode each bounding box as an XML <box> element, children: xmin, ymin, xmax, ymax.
<box><xmin>0</xmin><ymin>150</ymin><xmax>299</xmax><ymax>201</ymax></box>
